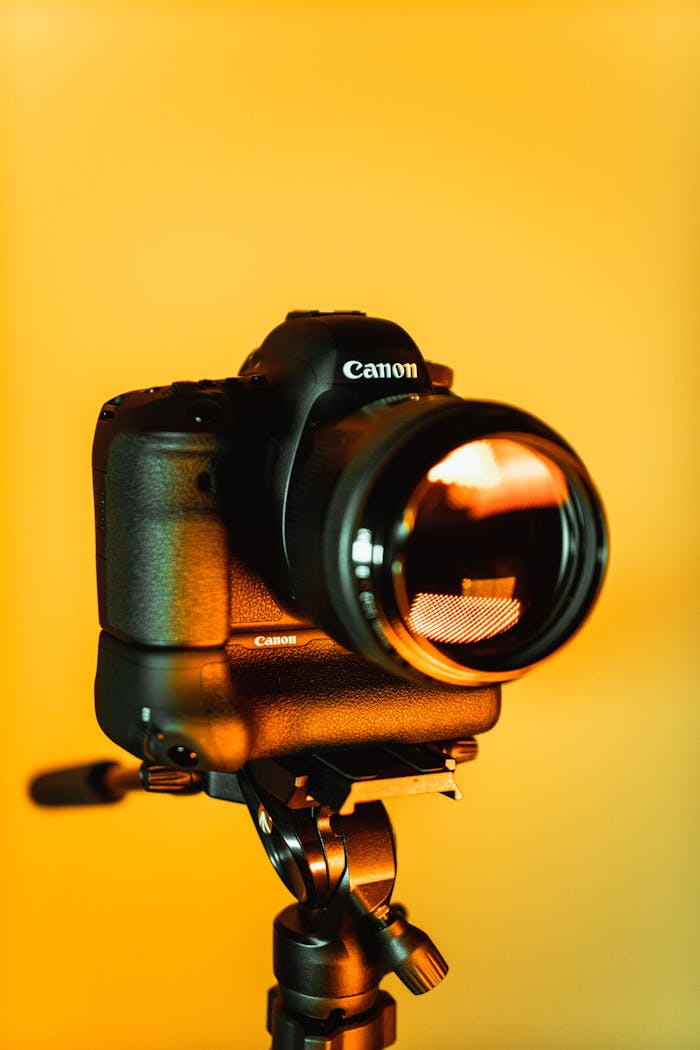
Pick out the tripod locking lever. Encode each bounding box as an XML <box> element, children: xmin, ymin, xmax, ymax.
<box><xmin>371</xmin><ymin>908</ymin><xmax>448</xmax><ymax>994</ymax></box>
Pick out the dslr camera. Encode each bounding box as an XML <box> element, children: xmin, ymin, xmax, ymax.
<box><xmin>93</xmin><ymin>310</ymin><xmax>607</xmax><ymax>774</ymax></box>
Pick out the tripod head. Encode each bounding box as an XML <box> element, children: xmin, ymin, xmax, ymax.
<box><xmin>31</xmin><ymin>737</ymin><xmax>479</xmax><ymax>1049</ymax></box>
<box><xmin>242</xmin><ymin>747</ymin><xmax>459</xmax><ymax>1049</ymax></box>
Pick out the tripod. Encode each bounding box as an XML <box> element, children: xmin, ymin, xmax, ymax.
<box><xmin>31</xmin><ymin>739</ymin><xmax>478</xmax><ymax>1049</ymax></box>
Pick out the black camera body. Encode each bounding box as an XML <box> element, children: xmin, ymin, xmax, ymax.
<box><xmin>93</xmin><ymin>311</ymin><xmax>606</xmax><ymax>772</ymax></box>
<box><xmin>94</xmin><ymin>312</ymin><xmax>435</xmax><ymax>651</ymax></box>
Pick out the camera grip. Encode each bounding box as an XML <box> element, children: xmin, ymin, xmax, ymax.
<box><xmin>96</xmin><ymin>431</ymin><xmax>231</xmax><ymax>647</ymax></box>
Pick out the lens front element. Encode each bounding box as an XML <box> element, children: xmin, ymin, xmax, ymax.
<box><xmin>388</xmin><ymin>436</ymin><xmax>586</xmax><ymax>678</ymax></box>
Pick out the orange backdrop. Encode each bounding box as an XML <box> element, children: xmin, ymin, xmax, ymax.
<box><xmin>1</xmin><ymin>2</ymin><xmax>698</xmax><ymax>1048</ymax></box>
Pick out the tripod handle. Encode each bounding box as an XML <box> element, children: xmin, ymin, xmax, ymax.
<box><xmin>29</xmin><ymin>761</ymin><xmax>141</xmax><ymax>806</ymax></box>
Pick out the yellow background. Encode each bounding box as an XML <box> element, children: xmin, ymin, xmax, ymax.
<box><xmin>1</xmin><ymin>2</ymin><xmax>698</xmax><ymax>1048</ymax></box>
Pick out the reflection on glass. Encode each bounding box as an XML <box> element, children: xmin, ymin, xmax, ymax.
<box><xmin>408</xmin><ymin>587</ymin><xmax>521</xmax><ymax>644</ymax></box>
<box><xmin>428</xmin><ymin>439</ymin><xmax>568</xmax><ymax>519</ymax></box>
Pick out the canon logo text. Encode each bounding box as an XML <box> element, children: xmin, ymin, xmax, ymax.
<box><xmin>254</xmin><ymin>634</ymin><xmax>298</xmax><ymax>647</ymax></box>
<box><xmin>342</xmin><ymin>360</ymin><xmax>418</xmax><ymax>380</ymax></box>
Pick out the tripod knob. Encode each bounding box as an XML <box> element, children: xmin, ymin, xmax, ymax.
<box><xmin>374</xmin><ymin>912</ymin><xmax>449</xmax><ymax>995</ymax></box>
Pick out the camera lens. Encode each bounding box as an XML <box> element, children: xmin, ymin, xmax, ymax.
<box><xmin>288</xmin><ymin>396</ymin><xmax>607</xmax><ymax>686</ymax></box>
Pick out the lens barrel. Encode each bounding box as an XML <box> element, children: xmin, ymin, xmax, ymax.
<box><xmin>286</xmin><ymin>395</ymin><xmax>607</xmax><ymax>687</ymax></box>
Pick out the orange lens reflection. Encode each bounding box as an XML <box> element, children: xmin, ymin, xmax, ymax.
<box><xmin>408</xmin><ymin>591</ymin><xmax>522</xmax><ymax>644</ymax></box>
<box><xmin>428</xmin><ymin>439</ymin><xmax>568</xmax><ymax>519</ymax></box>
